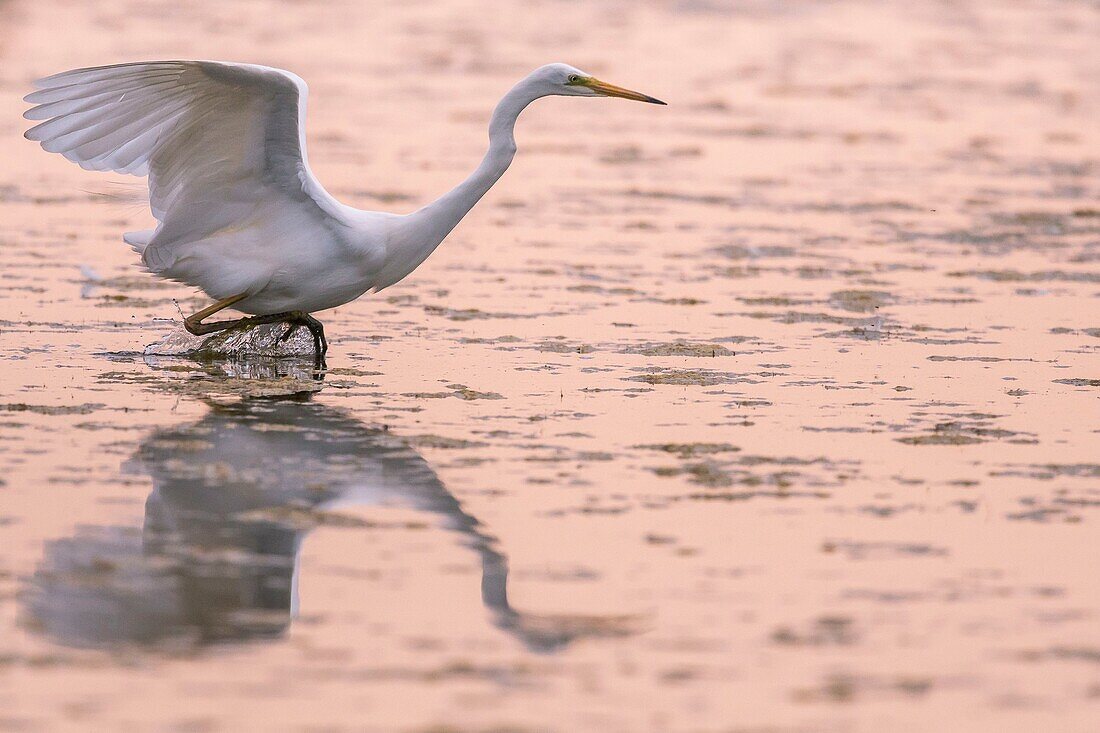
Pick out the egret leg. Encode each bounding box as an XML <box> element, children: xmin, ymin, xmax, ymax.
<box><xmin>185</xmin><ymin>297</ymin><xmax>305</xmax><ymax>339</ymax></box>
<box><xmin>183</xmin><ymin>294</ymin><xmax>250</xmax><ymax>336</ymax></box>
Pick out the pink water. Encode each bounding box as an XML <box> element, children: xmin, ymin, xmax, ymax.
<box><xmin>1</xmin><ymin>1</ymin><xmax>1098</xmax><ymax>731</ymax></box>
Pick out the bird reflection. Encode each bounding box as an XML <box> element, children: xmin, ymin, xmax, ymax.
<box><xmin>26</xmin><ymin>400</ymin><xmax>637</xmax><ymax>653</ymax></box>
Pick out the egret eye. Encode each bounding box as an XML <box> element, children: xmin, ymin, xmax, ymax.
<box><xmin>567</xmin><ymin>75</ymin><xmax>580</xmax><ymax>83</ymax></box>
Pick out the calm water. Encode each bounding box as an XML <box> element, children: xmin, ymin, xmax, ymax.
<box><xmin>2</xmin><ymin>1</ymin><xmax>1098</xmax><ymax>731</ymax></box>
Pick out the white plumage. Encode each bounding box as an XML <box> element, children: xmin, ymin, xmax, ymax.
<box><xmin>25</xmin><ymin>61</ymin><xmax>385</xmax><ymax>315</ymax></box>
<box><xmin>24</xmin><ymin>60</ymin><xmax>664</xmax><ymax>343</ymax></box>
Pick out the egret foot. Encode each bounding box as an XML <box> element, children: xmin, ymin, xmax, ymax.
<box><xmin>183</xmin><ymin>294</ymin><xmax>250</xmax><ymax>336</ymax></box>
<box><xmin>184</xmin><ymin>309</ymin><xmax>298</xmax><ymax>336</ymax></box>
<box><xmin>279</xmin><ymin>312</ymin><xmax>328</xmax><ymax>367</ymax></box>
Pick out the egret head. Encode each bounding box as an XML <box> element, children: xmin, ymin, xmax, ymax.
<box><xmin>534</xmin><ymin>63</ymin><xmax>666</xmax><ymax>105</ymax></box>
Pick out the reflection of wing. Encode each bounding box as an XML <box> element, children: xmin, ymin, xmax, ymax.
<box><xmin>26</xmin><ymin>524</ymin><xmax>295</xmax><ymax>650</ymax></box>
<box><xmin>27</xmin><ymin>526</ymin><xmax>193</xmax><ymax>649</ymax></box>
<box><xmin>23</xmin><ymin>61</ymin><xmax>341</xmax><ymax>262</ymax></box>
<box><xmin>27</xmin><ymin>401</ymin><xmax>640</xmax><ymax>653</ymax></box>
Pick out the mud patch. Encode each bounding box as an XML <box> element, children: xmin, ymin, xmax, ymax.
<box><xmin>635</xmin><ymin>443</ymin><xmax>740</xmax><ymax>458</ymax></box>
<box><xmin>622</xmin><ymin>341</ymin><xmax>735</xmax><ymax>357</ymax></box>
<box><xmin>828</xmin><ymin>290</ymin><xmax>895</xmax><ymax>313</ymax></box>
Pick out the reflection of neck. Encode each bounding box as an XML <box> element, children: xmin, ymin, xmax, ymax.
<box><xmin>385</xmin><ymin>77</ymin><xmax>542</xmax><ymax>283</ymax></box>
<box><xmin>411</xmin><ymin>484</ymin><xmax>527</xmax><ymax>648</ymax></box>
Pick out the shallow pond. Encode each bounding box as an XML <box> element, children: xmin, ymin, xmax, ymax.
<box><xmin>1</xmin><ymin>1</ymin><xmax>1098</xmax><ymax>731</ymax></box>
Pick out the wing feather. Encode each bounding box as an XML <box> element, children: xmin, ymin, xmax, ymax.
<box><xmin>37</xmin><ymin>95</ymin><xmax>194</xmax><ymax>155</ymax></box>
<box><xmin>26</xmin><ymin>83</ymin><xmax>188</xmax><ymax>132</ymax></box>
<box><xmin>24</xmin><ymin>74</ymin><xmax>185</xmax><ymax>105</ymax></box>
<box><xmin>36</xmin><ymin>59</ymin><xmax>182</xmax><ymax>76</ymax></box>
<box><xmin>24</xmin><ymin>60</ymin><xmax>341</xmax><ymax>263</ymax></box>
<box><xmin>24</xmin><ymin>81</ymin><xmax>183</xmax><ymax>119</ymax></box>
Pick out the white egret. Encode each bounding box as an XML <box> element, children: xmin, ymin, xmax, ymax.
<box><xmin>23</xmin><ymin>61</ymin><xmax>664</xmax><ymax>361</ymax></box>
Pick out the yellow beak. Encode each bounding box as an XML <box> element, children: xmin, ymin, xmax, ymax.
<box><xmin>582</xmin><ymin>78</ymin><xmax>666</xmax><ymax>105</ymax></box>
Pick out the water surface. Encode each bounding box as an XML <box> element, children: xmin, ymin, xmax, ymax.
<box><xmin>1</xmin><ymin>1</ymin><xmax>1098</xmax><ymax>731</ymax></box>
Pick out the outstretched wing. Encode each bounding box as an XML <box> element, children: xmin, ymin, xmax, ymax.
<box><xmin>23</xmin><ymin>61</ymin><xmax>342</xmax><ymax>244</ymax></box>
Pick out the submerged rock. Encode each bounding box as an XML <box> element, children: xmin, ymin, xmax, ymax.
<box><xmin>137</xmin><ymin>324</ymin><xmax>324</xmax><ymax>396</ymax></box>
<box><xmin>144</xmin><ymin>323</ymin><xmax>317</xmax><ymax>360</ymax></box>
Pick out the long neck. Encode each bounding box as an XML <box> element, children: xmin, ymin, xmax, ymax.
<box><xmin>399</xmin><ymin>79</ymin><xmax>539</xmax><ymax>250</ymax></box>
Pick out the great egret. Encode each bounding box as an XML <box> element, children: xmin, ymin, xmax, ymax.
<box><xmin>23</xmin><ymin>61</ymin><xmax>664</xmax><ymax>361</ymax></box>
